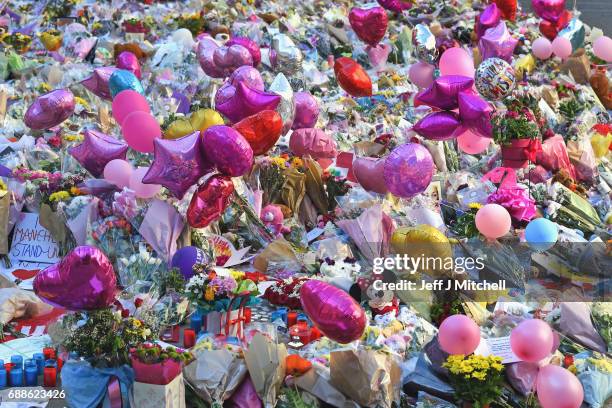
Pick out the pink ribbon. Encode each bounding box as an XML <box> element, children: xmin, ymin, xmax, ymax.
<box><xmin>107</xmin><ymin>375</ymin><xmax>123</xmax><ymax>408</ymax></box>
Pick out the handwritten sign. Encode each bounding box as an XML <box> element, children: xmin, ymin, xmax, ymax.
<box><xmin>475</xmin><ymin>336</ymin><xmax>521</xmax><ymax>364</ymax></box>
<box><xmin>9</xmin><ymin>213</ymin><xmax>60</xmax><ymax>264</ymax></box>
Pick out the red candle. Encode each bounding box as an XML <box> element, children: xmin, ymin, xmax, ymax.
<box><xmin>4</xmin><ymin>363</ymin><xmax>14</xmax><ymax>373</ymax></box>
<box><xmin>244</xmin><ymin>308</ymin><xmax>252</xmax><ymax>324</ymax></box>
<box><xmin>43</xmin><ymin>348</ymin><xmax>55</xmax><ymax>360</ymax></box>
<box><xmin>183</xmin><ymin>328</ymin><xmax>196</xmax><ymax>348</ymax></box>
<box><xmin>57</xmin><ymin>358</ymin><xmax>63</xmax><ymax>372</ymax></box>
<box><xmin>310</xmin><ymin>326</ymin><xmax>321</xmax><ymax>341</ymax></box>
<box><xmin>43</xmin><ymin>366</ymin><xmax>57</xmax><ymax>387</ymax></box>
<box><xmin>287</xmin><ymin>311</ymin><xmax>297</xmax><ymax>327</ymax></box>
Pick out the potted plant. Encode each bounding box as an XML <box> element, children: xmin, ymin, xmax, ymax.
<box><xmin>492</xmin><ymin>107</ymin><xmax>542</xmax><ymax>169</ymax></box>
<box><xmin>131</xmin><ymin>344</ymin><xmax>193</xmax><ymax>385</ymax></box>
<box><xmin>443</xmin><ymin>354</ymin><xmax>505</xmax><ymax>408</ymax></box>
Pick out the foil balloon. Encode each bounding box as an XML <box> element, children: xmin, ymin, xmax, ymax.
<box><xmin>476</xmin><ymin>3</ymin><xmax>501</xmax><ymax>39</ymax></box>
<box><xmin>33</xmin><ymin>246</ymin><xmax>117</xmax><ymax>311</ymax></box>
<box><xmin>229</xmin><ymin>65</ymin><xmax>265</xmax><ymax>90</ymax></box>
<box><xmin>334</xmin><ymin>57</ymin><xmax>373</xmax><ymax>97</ymax></box>
<box><xmin>81</xmin><ymin>66</ymin><xmax>117</xmax><ymax>100</ymax></box>
<box><xmin>417</xmin><ymin>75</ymin><xmax>474</xmax><ymax>110</ymax></box>
<box><xmin>532</xmin><ymin>0</ymin><xmax>565</xmax><ymax>23</ymax></box>
<box><xmin>269</xmin><ymin>73</ymin><xmax>295</xmax><ymax>135</ymax></box>
<box><xmin>475</xmin><ymin>57</ymin><xmax>516</xmax><ymax>100</ymax></box>
<box><xmin>494</xmin><ymin>0</ymin><xmax>518</xmax><ymax>21</ymax></box>
<box><xmin>187</xmin><ymin>175</ymin><xmax>235</xmax><ymax>228</ymax></box>
<box><xmin>479</xmin><ymin>21</ymin><xmax>518</xmax><ymax>62</ymax></box>
<box><xmin>300</xmin><ymin>280</ymin><xmax>366</xmax><ymax>344</ymax></box>
<box><xmin>557</xmin><ymin>18</ymin><xmax>585</xmax><ymax>51</ymax></box>
<box><xmin>289</xmin><ymin>128</ymin><xmax>338</xmax><ymax>159</ymax></box>
<box><xmin>69</xmin><ymin>129</ymin><xmax>129</xmax><ymax>177</ymax></box>
<box><xmin>109</xmin><ymin>69</ymin><xmax>145</xmax><ymax>98</ymax></box>
<box><xmin>383</xmin><ymin>143</ymin><xmax>434</xmax><ymax>198</ymax></box>
<box><xmin>24</xmin><ymin>89</ymin><xmax>75</xmax><ymax>130</ymax></box>
<box><xmin>377</xmin><ymin>0</ymin><xmax>411</xmax><ymax>13</ymax></box>
<box><xmin>292</xmin><ymin>92</ymin><xmax>319</xmax><ymax>129</ymax></box>
<box><xmin>233</xmin><ymin>110</ymin><xmax>283</xmax><ymax>155</ymax></box>
<box><xmin>272</xmin><ymin>34</ymin><xmax>303</xmax><ymax>76</ymax></box>
<box><xmin>458</xmin><ymin>91</ymin><xmax>494</xmax><ymax>137</ymax></box>
<box><xmin>143</xmin><ymin>132</ymin><xmax>211</xmax><ymax>199</ymax></box>
<box><xmin>412</xmin><ymin>24</ymin><xmax>438</xmax><ymax>64</ymax></box>
<box><xmin>171</xmin><ymin>246</ymin><xmax>209</xmax><ymax>280</ymax></box>
<box><xmin>539</xmin><ymin>9</ymin><xmax>571</xmax><ymax>40</ymax></box>
<box><xmin>116</xmin><ymin>51</ymin><xmax>141</xmax><ymax>79</ymax></box>
<box><xmin>201</xmin><ymin>125</ymin><xmax>254</xmax><ymax>177</ymax></box>
<box><xmin>348</xmin><ymin>6</ymin><xmax>388</xmax><ymax>47</ymax></box>
<box><xmin>226</xmin><ymin>37</ymin><xmax>261</xmax><ymax>66</ymax></box>
<box><xmin>413</xmin><ymin>112</ymin><xmax>461</xmax><ymax>141</ymax></box>
<box><xmin>197</xmin><ymin>37</ymin><xmax>253</xmax><ymax>78</ymax></box>
<box><xmin>216</xmin><ymin>82</ymin><xmax>281</xmax><ymax>123</ymax></box>
<box><xmin>352</xmin><ymin>157</ymin><xmax>388</xmax><ymax>194</ymax></box>
<box><xmin>164</xmin><ymin>109</ymin><xmax>225</xmax><ymax>140</ymax></box>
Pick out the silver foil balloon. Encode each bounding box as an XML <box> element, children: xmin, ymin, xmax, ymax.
<box><xmin>412</xmin><ymin>24</ymin><xmax>438</xmax><ymax>64</ymax></box>
<box><xmin>268</xmin><ymin>73</ymin><xmax>295</xmax><ymax>135</ymax></box>
<box><xmin>272</xmin><ymin>34</ymin><xmax>303</xmax><ymax>76</ymax></box>
<box><xmin>558</xmin><ymin>18</ymin><xmax>585</xmax><ymax>51</ymax></box>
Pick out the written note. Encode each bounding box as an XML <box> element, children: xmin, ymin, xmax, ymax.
<box><xmin>475</xmin><ymin>336</ymin><xmax>521</xmax><ymax>364</ymax></box>
<box><xmin>9</xmin><ymin>213</ymin><xmax>60</xmax><ymax>263</ymax></box>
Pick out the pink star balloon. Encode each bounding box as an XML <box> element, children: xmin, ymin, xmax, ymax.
<box><xmin>69</xmin><ymin>129</ymin><xmax>129</xmax><ymax>177</ymax></box>
<box><xmin>216</xmin><ymin>81</ymin><xmax>281</xmax><ymax>123</ymax></box>
<box><xmin>479</xmin><ymin>21</ymin><xmax>518</xmax><ymax>63</ymax></box>
<box><xmin>417</xmin><ymin>75</ymin><xmax>475</xmax><ymax>110</ymax></box>
<box><xmin>476</xmin><ymin>3</ymin><xmax>501</xmax><ymax>39</ymax></box>
<box><xmin>142</xmin><ymin>132</ymin><xmax>212</xmax><ymax>199</ymax></box>
<box><xmin>80</xmin><ymin>66</ymin><xmax>118</xmax><ymax>100</ymax></box>
<box><xmin>458</xmin><ymin>91</ymin><xmax>494</xmax><ymax>138</ymax></box>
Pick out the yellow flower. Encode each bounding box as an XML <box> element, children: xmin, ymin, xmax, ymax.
<box><xmin>492</xmin><ymin>363</ymin><xmax>504</xmax><ymax>371</ymax></box>
<box><xmin>291</xmin><ymin>157</ymin><xmax>304</xmax><ymax>168</ymax></box>
<box><xmin>0</xmin><ymin>180</ymin><xmax>7</xmax><ymax>191</ymax></box>
<box><xmin>229</xmin><ymin>270</ymin><xmax>245</xmax><ymax>281</ymax></box>
<box><xmin>142</xmin><ymin>328</ymin><xmax>151</xmax><ymax>338</ymax></box>
<box><xmin>74</xmin><ymin>96</ymin><xmax>90</xmax><ymax>110</ymax></box>
<box><xmin>472</xmin><ymin>371</ymin><xmax>486</xmax><ymax>381</ymax></box>
<box><xmin>271</xmin><ymin>157</ymin><xmax>286</xmax><ymax>167</ymax></box>
<box><xmin>70</xmin><ymin>187</ymin><xmax>82</xmax><ymax>196</ymax></box>
<box><xmin>49</xmin><ymin>191</ymin><xmax>71</xmax><ymax>202</ymax></box>
<box><xmin>568</xmin><ymin>365</ymin><xmax>577</xmax><ymax>374</ymax></box>
<box><xmin>204</xmin><ymin>286</ymin><xmax>215</xmax><ymax>301</ymax></box>
<box><xmin>468</xmin><ymin>202</ymin><xmax>483</xmax><ymax>209</ymax></box>
<box><xmin>132</xmin><ymin>319</ymin><xmax>142</xmax><ymax>328</ymax></box>
<box><xmin>64</xmin><ymin>134</ymin><xmax>84</xmax><ymax>143</ymax></box>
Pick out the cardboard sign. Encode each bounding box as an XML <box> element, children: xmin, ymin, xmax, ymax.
<box><xmin>9</xmin><ymin>213</ymin><xmax>60</xmax><ymax>263</ymax></box>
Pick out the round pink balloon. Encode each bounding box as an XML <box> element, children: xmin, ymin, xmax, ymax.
<box><xmin>438</xmin><ymin>314</ymin><xmax>481</xmax><ymax>355</ymax></box>
<box><xmin>129</xmin><ymin>167</ymin><xmax>161</xmax><ymax>198</ymax></box>
<box><xmin>536</xmin><ymin>365</ymin><xmax>584</xmax><ymax>408</ymax></box>
<box><xmin>593</xmin><ymin>36</ymin><xmax>612</xmax><ymax>62</ymax></box>
<box><xmin>510</xmin><ymin>319</ymin><xmax>554</xmax><ymax>363</ymax></box>
<box><xmin>121</xmin><ymin>111</ymin><xmax>161</xmax><ymax>153</ymax></box>
<box><xmin>300</xmin><ymin>280</ymin><xmax>366</xmax><ymax>344</ymax></box>
<box><xmin>475</xmin><ymin>203</ymin><xmax>511</xmax><ymax>239</ymax></box>
<box><xmin>552</xmin><ymin>37</ymin><xmax>572</xmax><ymax>59</ymax></box>
<box><xmin>112</xmin><ymin>90</ymin><xmax>150</xmax><ymax>125</ymax></box>
<box><xmin>532</xmin><ymin>37</ymin><xmax>553</xmax><ymax>59</ymax></box>
<box><xmin>103</xmin><ymin>159</ymin><xmax>133</xmax><ymax>189</ymax></box>
<box><xmin>439</xmin><ymin>47</ymin><xmax>475</xmax><ymax>77</ymax></box>
<box><xmin>457</xmin><ymin>129</ymin><xmax>491</xmax><ymax>154</ymax></box>
<box><xmin>33</xmin><ymin>245</ymin><xmax>117</xmax><ymax>311</ymax></box>
<box><xmin>409</xmin><ymin>62</ymin><xmax>435</xmax><ymax>89</ymax></box>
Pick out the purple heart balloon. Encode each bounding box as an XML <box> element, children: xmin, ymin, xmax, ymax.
<box><xmin>215</xmin><ymin>66</ymin><xmax>265</xmax><ymax>107</ymax></box>
<box><xmin>198</xmin><ymin>38</ymin><xmax>253</xmax><ymax>78</ymax></box>
<box><xmin>476</xmin><ymin>3</ymin><xmax>501</xmax><ymax>38</ymax></box>
<box><xmin>479</xmin><ymin>21</ymin><xmax>518</xmax><ymax>63</ymax></box>
<box><xmin>69</xmin><ymin>129</ymin><xmax>129</xmax><ymax>177</ymax></box>
<box><xmin>418</xmin><ymin>75</ymin><xmax>475</xmax><ymax>110</ymax></box>
<box><xmin>292</xmin><ymin>92</ymin><xmax>320</xmax><ymax>129</ymax></box>
<box><xmin>24</xmin><ymin>89</ymin><xmax>75</xmax><ymax>130</ymax></box>
<box><xmin>81</xmin><ymin>66</ymin><xmax>117</xmax><ymax>100</ymax></box>
<box><xmin>33</xmin><ymin>246</ymin><xmax>117</xmax><ymax>311</ymax></box>
<box><xmin>116</xmin><ymin>51</ymin><xmax>141</xmax><ymax>79</ymax></box>
<box><xmin>413</xmin><ymin>111</ymin><xmax>462</xmax><ymax>141</ymax></box>
<box><xmin>458</xmin><ymin>91</ymin><xmax>493</xmax><ymax>138</ymax></box>
<box><xmin>532</xmin><ymin>0</ymin><xmax>565</xmax><ymax>23</ymax></box>
<box><xmin>226</xmin><ymin>37</ymin><xmax>261</xmax><ymax>67</ymax></box>
<box><xmin>384</xmin><ymin>143</ymin><xmax>434</xmax><ymax>198</ymax></box>
<box><xmin>201</xmin><ymin>125</ymin><xmax>254</xmax><ymax>177</ymax></box>
<box><xmin>143</xmin><ymin>132</ymin><xmax>212</xmax><ymax>199</ymax></box>
<box><xmin>216</xmin><ymin>82</ymin><xmax>281</xmax><ymax>123</ymax></box>
<box><xmin>377</xmin><ymin>0</ymin><xmax>411</xmax><ymax>13</ymax></box>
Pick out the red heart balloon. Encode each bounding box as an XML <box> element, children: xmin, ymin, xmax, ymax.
<box><xmin>494</xmin><ymin>0</ymin><xmax>517</xmax><ymax>21</ymax></box>
<box><xmin>187</xmin><ymin>175</ymin><xmax>234</xmax><ymax>228</ymax></box>
<box><xmin>348</xmin><ymin>6</ymin><xmax>388</xmax><ymax>47</ymax></box>
<box><xmin>233</xmin><ymin>110</ymin><xmax>283</xmax><ymax>155</ymax></box>
<box><xmin>539</xmin><ymin>10</ymin><xmax>572</xmax><ymax>40</ymax></box>
<box><xmin>334</xmin><ymin>57</ymin><xmax>373</xmax><ymax>97</ymax></box>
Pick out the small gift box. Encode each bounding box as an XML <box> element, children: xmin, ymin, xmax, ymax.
<box><xmin>132</xmin><ymin>373</ymin><xmax>186</xmax><ymax>408</ymax></box>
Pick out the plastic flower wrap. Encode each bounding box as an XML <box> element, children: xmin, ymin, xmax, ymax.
<box><xmin>573</xmin><ymin>352</ymin><xmax>612</xmax><ymax>408</ymax></box>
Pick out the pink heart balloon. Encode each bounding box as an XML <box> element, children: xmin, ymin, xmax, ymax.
<box><xmin>197</xmin><ymin>38</ymin><xmax>253</xmax><ymax>78</ymax></box>
<box><xmin>33</xmin><ymin>246</ymin><xmax>117</xmax><ymax>311</ymax></box>
<box><xmin>353</xmin><ymin>156</ymin><xmax>388</xmax><ymax>194</ymax></box>
<box><xmin>348</xmin><ymin>6</ymin><xmax>389</xmax><ymax>47</ymax></box>
<box><xmin>366</xmin><ymin>43</ymin><xmax>392</xmax><ymax>69</ymax></box>
<box><xmin>289</xmin><ymin>128</ymin><xmax>338</xmax><ymax>159</ymax></box>
<box><xmin>532</xmin><ymin>0</ymin><xmax>565</xmax><ymax>23</ymax></box>
<box><xmin>377</xmin><ymin>0</ymin><xmax>411</xmax><ymax>13</ymax></box>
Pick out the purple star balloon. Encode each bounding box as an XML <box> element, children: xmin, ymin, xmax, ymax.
<box><xmin>418</xmin><ymin>75</ymin><xmax>475</xmax><ymax>110</ymax></box>
<box><xmin>80</xmin><ymin>66</ymin><xmax>117</xmax><ymax>100</ymax></box>
<box><xmin>476</xmin><ymin>3</ymin><xmax>501</xmax><ymax>39</ymax></box>
<box><xmin>479</xmin><ymin>21</ymin><xmax>518</xmax><ymax>63</ymax></box>
<box><xmin>458</xmin><ymin>91</ymin><xmax>493</xmax><ymax>138</ymax></box>
<box><xmin>143</xmin><ymin>132</ymin><xmax>212</xmax><ymax>199</ymax></box>
<box><xmin>69</xmin><ymin>130</ymin><xmax>128</xmax><ymax>177</ymax></box>
<box><xmin>216</xmin><ymin>81</ymin><xmax>281</xmax><ymax>123</ymax></box>
<box><xmin>413</xmin><ymin>111</ymin><xmax>461</xmax><ymax>141</ymax></box>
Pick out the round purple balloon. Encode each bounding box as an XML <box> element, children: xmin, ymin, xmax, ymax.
<box><xmin>413</xmin><ymin>111</ymin><xmax>461</xmax><ymax>141</ymax></box>
<box><xmin>33</xmin><ymin>246</ymin><xmax>117</xmax><ymax>311</ymax></box>
<box><xmin>383</xmin><ymin>143</ymin><xmax>435</xmax><ymax>198</ymax></box>
<box><xmin>171</xmin><ymin>246</ymin><xmax>209</xmax><ymax>280</ymax></box>
<box><xmin>201</xmin><ymin>125</ymin><xmax>254</xmax><ymax>177</ymax></box>
<box><xmin>292</xmin><ymin>92</ymin><xmax>320</xmax><ymax>129</ymax></box>
<box><xmin>24</xmin><ymin>89</ymin><xmax>75</xmax><ymax>130</ymax></box>
<box><xmin>226</xmin><ymin>37</ymin><xmax>261</xmax><ymax>67</ymax></box>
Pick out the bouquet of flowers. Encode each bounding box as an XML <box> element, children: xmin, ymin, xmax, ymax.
<box><xmin>263</xmin><ymin>277</ymin><xmax>309</xmax><ymax>310</ymax></box>
<box><xmin>131</xmin><ymin>343</ymin><xmax>192</xmax><ymax>385</ymax></box>
<box><xmin>443</xmin><ymin>354</ymin><xmax>505</xmax><ymax>408</ymax></box>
